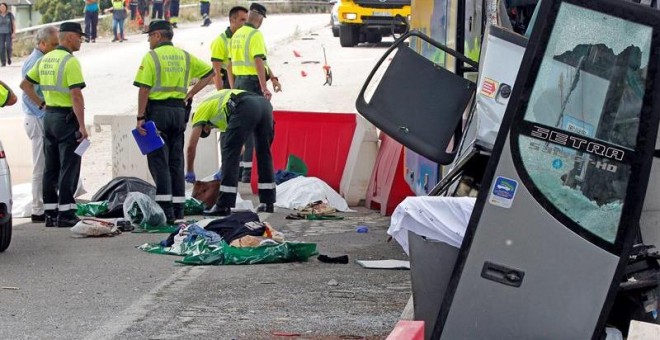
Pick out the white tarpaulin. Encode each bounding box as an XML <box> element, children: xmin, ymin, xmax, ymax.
<box><xmin>11</xmin><ymin>183</ymin><xmax>32</xmax><ymax>218</ymax></box>
<box><xmin>388</xmin><ymin>196</ymin><xmax>476</xmax><ymax>255</ymax></box>
<box><xmin>275</xmin><ymin>176</ymin><xmax>353</xmax><ymax>212</ymax></box>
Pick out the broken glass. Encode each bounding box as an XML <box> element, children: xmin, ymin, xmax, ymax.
<box><xmin>517</xmin><ymin>2</ymin><xmax>652</xmax><ymax>243</ymax></box>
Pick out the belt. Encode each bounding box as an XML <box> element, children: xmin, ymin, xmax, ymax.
<box><xmin>45</xmin><ymin>106</ymin><xmax>74</xmax><ymax>114</ymax></box>
<box><xmin>148</xmin><ymin>98</ymin><xmax>186</xmax><ymax>107</ymax></box>
<box><xmin>235</xmin><ymin>75</ymin><xmax>259</xmax><ymax>79</ymax></box>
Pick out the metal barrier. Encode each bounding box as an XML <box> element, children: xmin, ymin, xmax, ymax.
<box><xmin>14</xmin><ymin>0</ymin><xmax>331</xmax><ymax>37</ymax></box>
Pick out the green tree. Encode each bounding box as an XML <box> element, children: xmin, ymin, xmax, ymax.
<box><xmin>35</xmin><ymin>0</ymin><xmax>85</xmax><ymax>24</ymax></box>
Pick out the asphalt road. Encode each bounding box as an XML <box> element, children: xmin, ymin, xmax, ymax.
<box><xmin>0</xmin><ymin>13</ymin><xmax>411</xmax><ymax>340</ymax></box>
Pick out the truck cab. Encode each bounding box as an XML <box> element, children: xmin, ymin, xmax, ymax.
<box><xmin>337</xmin><ymin>0</ymin><xmax>411</xmax><ymax>47</ymax></box>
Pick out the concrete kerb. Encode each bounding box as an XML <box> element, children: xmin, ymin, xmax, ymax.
<box><xmin>94</xmin><ymin>17</ymin><xmax>332</xmax><ymax>184</ymax></box>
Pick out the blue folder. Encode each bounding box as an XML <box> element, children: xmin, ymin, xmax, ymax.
<box><xmin>132</xmin><ymin>120</ymin><xmax>165</xmax><ymax>155</ymax></box>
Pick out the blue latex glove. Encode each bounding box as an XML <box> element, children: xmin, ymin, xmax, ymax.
<box><xmin>185</xmin><ymin>172</ymin><xmax>196</xmax><ymax>183</ymax></box>
<box><xmin>213</xmin><ymin>170</ymin><xmax>223</xmax><ymax>181</ymax></box>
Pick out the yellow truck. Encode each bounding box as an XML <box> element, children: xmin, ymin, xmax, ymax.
<box><xmin>336</xmin><ymin>0</ymin><xmax>411</xmax><ymax>47</ymax></box>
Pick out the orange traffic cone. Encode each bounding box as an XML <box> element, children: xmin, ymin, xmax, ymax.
<box><xmin>293</xmin><ymin>50</ymin><xmax>302</xmax><ymax>57</ymax></box>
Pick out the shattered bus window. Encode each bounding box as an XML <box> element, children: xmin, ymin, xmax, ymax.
<box><xmin>517</xmin><ymin>2</ymin><xmax>652</xmax><ymax>243</ymax></box>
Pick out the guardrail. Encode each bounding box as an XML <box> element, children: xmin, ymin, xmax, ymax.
<box><xmin>14</xmin><ymin>0</ymin><xmax>331</xmax><ymax>37</ymax></box>
<box><xmin>14</xmin><ymin>3</ymin><xmax>197</xmax><ymax>37</ymax></box>
<box><xmin>16</xmin><ymin>0</ymin><xmax>334</xmax><ymax>40</ymax></box>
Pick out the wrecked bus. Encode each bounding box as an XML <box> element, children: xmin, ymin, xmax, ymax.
<box><xmin>358</xmin><ymin>0</ymin><xmax>660</xmax><ymax>338</ymax></box>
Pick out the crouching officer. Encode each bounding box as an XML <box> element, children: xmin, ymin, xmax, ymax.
<box><xmin>134</xmin><ymin>20</ymin><xmax>214</xmax><ymax>222</ymax></box>
<box><xmin>20</xmin><ymin>22</ymin><xmax>88</xmax><ymax>228</ymax></box>
<box><xmin>185</xmin><ymin>89</ymin><xmax>276</xmax><ymax>216</ymax></box>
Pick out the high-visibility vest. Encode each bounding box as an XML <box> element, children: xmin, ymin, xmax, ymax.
<box><xmin>210</xmin><ymin>31</ymin><xmax>230</xmax><ymax>68</ymax></box>
<box><xmin>148</xmin><ymin>46</ymin><xmax>192</xmax><ymax>100</ymax></box>
<box><xmin>0</xmin><ymin>82</ymin><xmax>11</xmax><ymax>108</ymax></box>
<box><xmin>192</xmin><ymin>89</ymin><xmax>246</xmax><ymax>131</ymax></box>
<box><xmin>27</xmin><ymin>48</ymin><xmax>85</xmax><ymax>107</ymax></box>
<box><xmin>229</xmin><ymin>25</ymin><xmax>265</xmax><ymax>76</ymax></box>
<box><xmin>112</xmin><ymin>0</ymin><xmax>125</xmax><ymax>10</ymax></box>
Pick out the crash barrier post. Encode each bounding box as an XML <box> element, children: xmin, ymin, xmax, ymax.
<box><xmin>366</xmin><ymin>133</ymin><xmax>415</xmax><ymax>216</ymax></box>
<box><xmin>250</xmin><ymin>111</ymin><xmax>356</xmax><ymax>193</ymax></box>
<box><xmin>94</xmin><ymin>114</ymin><xmax>220</xmax><ymax>184</ymax></box>
<box><xmin>386</xmin><ymin>320</ymin><xmax>425</xmax><ymax>340</ymax></box>
<box><xmin>340</xmin><ymin>115</ymin><xmax>379</xmax><ymax>206</ymax></box>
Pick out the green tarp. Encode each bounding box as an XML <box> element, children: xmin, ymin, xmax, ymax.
<box><xmin>139</xmin><ymin>238</ymin><xmax>318</xmax><ymax>265</ymax></box>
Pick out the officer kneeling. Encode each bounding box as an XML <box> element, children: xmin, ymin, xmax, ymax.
<box><xmin>185</xmin><ymin>89</ymin><xmax>276</xmax><ymax>216</ymax></box>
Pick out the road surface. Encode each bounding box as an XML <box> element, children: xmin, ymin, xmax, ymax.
<box><xmin>0</xmin><ymin>13</ymin><xmax>411</xmax><ymax>340</ymax></box>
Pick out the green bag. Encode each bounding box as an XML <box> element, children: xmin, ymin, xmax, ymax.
<box><xmin>76</xmin><ymin>201</ymin><xmax>109</xmax><ymax>217</ymax></box>
<box><xmin>286</xmin><ymin>154</ymin><xmax>308</xmax><ymax>176</ymax></box>
<box><xmin>184</xmin><ymin>198</ymin><xmax>205</xmax><ymax>216</ymax></box>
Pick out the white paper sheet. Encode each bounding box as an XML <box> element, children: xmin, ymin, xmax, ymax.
<box><xmin>356</xmin><ymin>260</ymin><xmax>410</xmax><ymax>270</ymax></box>
<box><xmin>74</xmin><ymin>139</ymin><xmax>91</xmax><ymax>156</ymax></box>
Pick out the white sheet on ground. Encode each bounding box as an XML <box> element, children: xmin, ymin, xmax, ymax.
<box><xmin>275</xmin><ymin>176</ymin><xmax>354</xmax><ymax>212</ymax></box>
<box><xmin>12</xmin><ymin>180</ymin><xmax>86</xmax><ymax>218</ymax></box>
<box><xmin>11</xmin><ymin>183</ymin><xmax>32</xmax><ymax>218</ymax></box>
<box><xmin>388</xmin><ymin>196</ymin><xmax>476</xmax><ymax>255</ymax></box>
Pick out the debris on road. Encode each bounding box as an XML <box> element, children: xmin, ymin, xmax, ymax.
<box><xmin>356</xmin><ymin>260</ymin><xmax>410</xmax><ymax>270</ymax></box>
<box><xmin>318</xmin><ymin>254</ymin><xmax>349</xmax><ymax>264</ymax></box>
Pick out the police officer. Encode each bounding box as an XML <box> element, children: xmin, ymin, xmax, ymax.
<box><xmin>228</xmin><ymin>2</ymin><xmax>281</xmax><ymax>183</ymax></box>
<box><xmin>134</xmin><ymin>20</ymin><xmax>214</xmax><ymax>223</ymax></box>
<box><xmin>0</xmin><ymin>80</ymin><xmax>16</xmax><ymax>107</ymax></box>
<box><xmin>20</xmin><ymin>22</ymin><xmax>88</xmax><ymax>228</ymax></box>
<box><xmin>185</xmin><ymin>89</ymin><xmax>276</xmax><ymax>215</ymax></box>
<box><xmin>210</xmin><ymin>6</ymin><xmax>248</xmax><ymax>90</ymax></box>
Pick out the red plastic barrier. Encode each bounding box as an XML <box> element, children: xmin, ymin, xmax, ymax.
<box><xmin>366</xmin><ymin>133</ymin><xmax>415</xmax><ymax>216</ymax></box>
<box><xmin>386</xmin><ymin>321</ymin><xmax>425</xmax><ymax>340</ymax></box>
<box><xmin>251</xmin><ymin>111</ymin><xmax>357</xmax><ymax>193</ymax></box>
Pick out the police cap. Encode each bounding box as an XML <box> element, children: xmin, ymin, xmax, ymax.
<box><xmin>250</xmin><ymin>3</ymin><xmax>267</xmax><ymax>18</ymax></box>
<box><xmin>147</xmin><ymin>20</ymin><xmax>173</xmax><ymax>34</ymax></box>
<box><xmin>60</xmin><ymin>22</ymin><xmax>87</xmax><ymax>37</ymax></box>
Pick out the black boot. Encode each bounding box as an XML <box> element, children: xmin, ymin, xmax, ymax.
<box><xmin>203</xmin><ymin>205</ymin><xmax>231</xmax><ymax>216</ymax></box>
<box><xmin>57</xmin><ymin>214</ymin><xmax>80</xmax><ymax>228</ymax></box>
<box><xmin>257</xmin><ymin>203</ymin><xmax>274</xmax><ymax>213</ymax></box>
<box><xmin>45</xmin><ymin>215</ymin><xmax>57</xmax><ymax>228</ymax></box>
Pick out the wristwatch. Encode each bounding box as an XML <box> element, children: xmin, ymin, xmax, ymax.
<box><xmin>38</xmin><ymin>101</ymin><xmax>46</xmax><ymax>110</ymax></box>
<box><xmin>136</xmin><ymin>115</ymin><xmax>146</xmax><ymax>121</ymax></box>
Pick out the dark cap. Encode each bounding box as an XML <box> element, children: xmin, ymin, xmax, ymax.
<box><xmin>147</xmin><ymin>20</ymin><xmax>173</xmax><ymax>34</ymax></box>
<box><xmin>60</xmin><ymin>22</ymin><xmax>87</xmax><ymax>37</ymax></box>
<box><xmin>250</xmin><ymin>3</ymin><xmax>267</xmax><ymax>17</ymax></box>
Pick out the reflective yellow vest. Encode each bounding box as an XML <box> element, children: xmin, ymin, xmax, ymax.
<box><xmin>192</xmin><ymin>89</ymin><xmax>245</xmax><ymax>131</ymax></box>
<box><xmin>229</xmin><ymin>25</ymin><xmax>267</xmax><ymax>76</ymax></box>
<box><xmin>26</xmin><ymin>48</ymin><xmax>85</xmax><ymax>107</ymax></box>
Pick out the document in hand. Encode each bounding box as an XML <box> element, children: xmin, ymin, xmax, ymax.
<box><xmin>132</xmin><ymin>120</ymin><xmax>165</xmax><ymax>155</ymax></box>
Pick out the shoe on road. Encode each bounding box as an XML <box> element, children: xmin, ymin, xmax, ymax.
<box><xmin>31</xmin><ymin>214</ymin><xmax>45</xmax><ymax>223</ymax></box>
<box><xmin>45</xmin><ymin>215</ymin><xmax>56</xmax><ymax>228</ymax></box>
<box><xmin>57</xmin><ymin>216</ymin><xmax>80</xmax><ymax>228</ymax></box>
<box><xmin>257</xmin><ymin>203</ymin><xmax>274</xmax><ymax>213</ymax></box>
<box><xmin>203</xmin><ymin>205</ymin><xmax>231</xmax><ymax>216</ymax></box>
